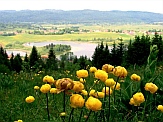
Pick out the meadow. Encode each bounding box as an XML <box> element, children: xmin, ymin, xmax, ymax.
<box><xmin>0</xmin><ymin>43</ymin><xmax>163</xmax><ymax>122</ymax></box>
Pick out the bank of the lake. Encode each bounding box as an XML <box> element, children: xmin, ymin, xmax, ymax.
<box><xmin>6</xmin><ymin>41</ymin><xmax>110</xmax><ymax>59</ymax></box>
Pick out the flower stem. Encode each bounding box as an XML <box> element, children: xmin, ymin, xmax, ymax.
<box><xmin>62</xmin><ymin>90</ymin><xmax>66</xmax><ymax>121</ymax></box>
<box><xmin>104</xmin><ymin>85</ymin><xmax>107</xmax><ymax>108</ymax></box>
<box><xmin>85</xmin><ymin>110</ymin><xmax>92</xmax><ymax>122</ymax></box>
<box><xmin>78</xmin><ymin>109</ymin><xmax>83</xmax><ymax>122</ymax></box>
<box><xmin>46</xmin><ymin>93</ymin><xmax>50</xmax><ymax>120</ymax></box>
<box><xmin>108</xmin><ymin>87</ymin><xmax>111</xmax><ymax>122</ymax></box>
<box><xmin>68</xmin><ymin>108</ymin><xmax>74</xmax><ymax>122</ymax></box>
<box><xmin>141</xmin><ymin>93</ymin><xmax>149</xmax><ymax>121</ymax></box>
<box><xmin>114</xmin><ymin>77</ymin><xmax>119</xmax><ymax>104</ymax></box>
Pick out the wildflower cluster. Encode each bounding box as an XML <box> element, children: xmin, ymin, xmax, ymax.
<box><xmin>24</xmin><ymin>62</ymin><xmax>161</xmax><ymax>121</ymax></box>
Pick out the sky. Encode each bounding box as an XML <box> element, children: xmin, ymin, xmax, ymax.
<box><xmin>0</xmin><ymin>0</ymin><xmax>163</xmax><ymax>14</ymax></box>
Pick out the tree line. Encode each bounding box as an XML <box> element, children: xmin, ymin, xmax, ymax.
<box><xmin>0</xmin><ymin>32</ymin><xmax>162</xmax><ymax>74</ymax></box>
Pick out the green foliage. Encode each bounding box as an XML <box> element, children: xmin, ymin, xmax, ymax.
<box><xmin>92</xmin><ymin>42</ymin><xmax>111</xmax><ymax>68</ymax></box>
<box><xmin>46</xmin><ymin>47</ymin><xmax>58</xmax><ymax>70</ymax></box>
<box><xmin>29</xmin><ymin>46</ymin><xmax>39</xmax><ymax>68</ymax></box>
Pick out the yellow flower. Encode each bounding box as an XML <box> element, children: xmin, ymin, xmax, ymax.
<box><xmin>79</xmin><ymin>78</ymin><xmax>86</xmax><ymax>83</ymax></box>
<box><xmin>34</xmin><ymin>86</ymin><xmax>39</xmax><ymax>90</ymax></box>
<box><xmin>70</xmin><ymin>94</ymin><xmax>85</xmax><ymax>108</ymax></box>
<box><xmin>81</xmin><ymin>90</ymin><xmax>88</xmax><ymax>96</ymax></box>
<box><xmin>25</xmin><ymin>96</ymin><xmax>35</xmax><ymax>103</ymax></box>
<box><xmin>129</xmin><ymin>97</ymin><xmax>140</xmax><ymax>106</ymax></box>
<box><xmin>89</xmin><ymin>66</ymin><xmax>97</xmax><ymax>73</ymax></box>
<box><xmin>111</xmin><ymin>82</ymin><xmax>121</xmax><ymax>90</ymax></box>
<box><xmin>97</xmin><ymin>92</ymin><xmax>105</xmax><ymax>98</ymax></box>
<box><xmin>76</xmin><ymin>70</ymin><xmax>88</xmax><ymax>78</ymax></box>
<box><xmin>102</xmin><ymin>87</ymin><xmax>113</xmax><ymax>95</ymax></box>
<box><xmin>113</xmin><ymin>66</ymin><xmax>127</xmax><ymax>78</ymax></box>
<box><xmin>89</xmin><ymin>89</ymin><xmax>96</xmax><ymax>96</ymax></box>
<box><xmin>105</xmin><ymin>78</ymin><xmax>116</xmax><ymax>87</ymax></box>
<box><xmin>40</xmin><ymin>84</ymin><xmax>51</xmax><ymax>93</ymax></box>
<box><xmin>132</xmin><ymin>92</ymin><xmax>145</xmax><ymax>104</ymax></box>
<box><xmin>17</xmin><ymin>120</ymin><xmax>23</xmax><ymax>122</ymax></box>
<box><xmin>43</xmin><ymin>75</ymin><xmax>55</xmax><ymax>84</ymax></box>
<box><xmin>94</xmin><ymin>70</ymin><xmax>108</xmax><ymax>82</ymax></box>
<box><xmin>85</xmin><ymin>97</ymin><xmax>102</xmax><ymax>111</ymax></box>
<box><xmin>157</xmin><ymin>105</ymin><xmax>163</xmax><ymax>112</ymax></box>
<box><xmin>102</xmin><ymin>64</ymin><xmax>114</xmax><ymax>73</ymax></box>
<box><xmin>144</xmin><ymin>82</ymin><xmax>158</xmax><ymax>94</ymax></box>
<box><xmin>50</xmin><ymin>88</ymin><xmax>59</xmax><ymax>94</ymax></box>
<box><xmin>55</xmin><ymin>78</ymin><xmax>74</xmax><ymax>91</ymax></box>
<box><xmin>130</xmin><ymin>74</ymin><xmax>141</xmax><ymax>81</ymax></box>
<box><xmin>60</xmin><ymin>112</ymin><xmax>66</xmax><ymax>116</ymax></box>
<box><xmin>72</xmin><ymin>81</ymin><xmax>84</xmax><ymax>92</ymax></box>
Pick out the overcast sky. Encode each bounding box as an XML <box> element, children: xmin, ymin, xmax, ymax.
<box><xmin>0</xmin><ymin>0</ymin><xmax>163</xmax><ymax>14</ymax></box>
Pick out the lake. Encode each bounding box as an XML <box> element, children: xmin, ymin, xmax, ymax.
<box><xmin>7</xmin><ymin>41</ymin><xmax>102</xmax><ymax>59</ymax></box>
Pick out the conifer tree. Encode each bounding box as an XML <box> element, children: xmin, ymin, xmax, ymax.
<box><xmin>0</xmin><ymin>46</ymin><xmax>10</xmax><ymax>70</ymax></box>
<box><xmin>110</xmin><ymin>41</ymin><xmax>118</xmax><ymax>66</ymax></box>
<box><xmin>24</xmin><ymin>53</ymin><xmax>29</xmax><ymax>63</ymax></box>
<box><xmin>92</xmin><ymin>42</ymin><xmax>104</xmax><ymax>68</ymax></box>
<box><xmin>10</xmin><ymin>53</ymin><xmax>14</xmax><ymax>71</ymax></box>
<box><xmin>92</xmin><ymin>41</ymin><xmax>111</xmax><ymax>68</ymax></box>
<box><xmin>29</xmin><ymin>46</ymin><xmax>39</xmax><ymax>68</ymax></box>
<box><xmin>13</xmin><ymin>54</ymin><xmax>22</xmax><ymax>73</ymax></box>
<box><xmin>22</xmin><ymin>53</ymin><xmax>30</xmax><ymax>72</ymax></box>
<box><xmin>152</xmin><ymin>32</ymin><xmax>163</xmax><ymax>62</ymax></box>
<box><xmin>116</xmin><ymin>38</ymin><xmax>126</xmax><ymax>65</ymax></box>
<box><xmin>46</xmin><ymin>47</ymin><xmax>58</xmax><ymax>70</ymax></box>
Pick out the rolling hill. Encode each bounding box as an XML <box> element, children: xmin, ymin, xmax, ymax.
<box><xmin>0</xmin><ymin>9</ymin><xmax>163</xmax><ymax>24</ymax></box>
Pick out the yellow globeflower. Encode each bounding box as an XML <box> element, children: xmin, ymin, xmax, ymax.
<box><xmin>40</xmin><ymin>84</ymin><xmax>51</xmax><ymax>93</ymax></box>
<box><xmin>72</xmin><ymin>81</ymin><xmax>84</xmax><ymax>92</ymax></box>
<box><xmin>144</xmin><ymin>82</ymin><xmax>158</xmax><ymax>94</ymax></box>
<box><xmin>50</xmin><ymin>88</ymin><xmax>59</xmax><ymax>94</ymax></box>
<box><xmin>111</xmin><ymin>82</ymin><xmax>121</xmax><ymax>90</ymax></box>
<box><xmin>79</xmin><ymin>78</ymin><xmax>86</xmax><ymax>83</ymax></box>
<box><xmin>43</xmin><ymin>75</ymin><xmax>55</xmax><ymax>84</ymax></box>
<box><xmin>34</xmin><ymin>86</ymin><xmax>40</xmax><ymax>90</ymax></box>
<box><xmin>18</xmin><ymin>120</ymin><xmax>23</xmax><ymax>122</ymax></box>
<box><xmin>102</xmin><ymin>64</ymin><xmax>114</xmax><ymax>73</ymax></box>
<box><xmin>113</xmin><ymin>66</ymin><xmax>127</xmax><ymax>78</ymax></box>
<box><xmin>81</xmin><ymin>90</ymin><xmax>88</xmax><ymax>96</ymax></box>
<box><xmin>157</xmin><ymin>105</ymin><xmax>163</xmax><ymax>112</ymax></box>
<box><xmin>97</xmin><ymin>92</ymin><xmax>105</xmax><ymax>98</ymax></box>
<box><xmin>76</xmin><ymin>70</ymin><xmax>88</xmax><ymax>78</ymax></box>
<box><xmin>94</xmin><ymin>70</ymin><xmax>108</xmax><ymax>82</ymax></box>
<box><xmin>89</xmin><ymin>89</ymin><xmax>96</xmax><ymax>96</ymax></box>
<box><xmin>43</xmin><ymin>75</ymin><xmax>49</xmax><ymax>82</ymax></box>
<box><xmin>130</xmin><ymin>74</ymin><xmax>141</xmax><ymax>81</ymax></box>
<box><xmin>129</xmin><ymin>97</ymin><xmax>140</xmax><ymax>106</ymax></box>
<box><xmin>89</xmin><ymin>66</ymin><xmax>97</xmax><ymax>73</ymax></box>
<box><xmin>70</xmin><ymin>94</ymin><xmax>85</xmax><ymax>108</ymax></box>
<box><xmin>105</xmin><ymin>78</ymin><xmax>116</xmax><ymax>87</ymax></box>
<box><xmin>55</xmin><ymin>78</ymin><xmax>74</xmax><ymax>91</ymax></box>
<box><xmin>25</xmin><ymin>96</ymin><xmax>35</xmax><ymax>103</ymax></box>
<box><xmin>102</xmin><ymin>87</ymin><xmax>113</xmax><ymax>95</ymax></box>
<box><xmin>85</xmin><ymin>97</ymin><xmax>102</xmax><ymax>111</ymax></box>
<box><xmin>133</xmin><ymin>92</ymin><xmax>145</xmax><ymax>104</ymax></box>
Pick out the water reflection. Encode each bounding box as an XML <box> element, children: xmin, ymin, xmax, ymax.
<box><xmin>24</xmin><ymin>41</ymin><xmax>99</xmax><ymax>58</ymax></box>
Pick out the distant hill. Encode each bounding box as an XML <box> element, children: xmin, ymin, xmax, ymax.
<box><xmin>0</xmin><ymin>9</ymin><xmax>163</xmax><ymax>24</ymax></box>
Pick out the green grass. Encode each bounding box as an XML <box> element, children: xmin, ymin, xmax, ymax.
<box><xmin>0</xmin><ymin>61</ymin><xmax>163</xmax><ymax>122</ymax></box>
<box><xmin>0</xmin><ymin>32</ymin><xmax>133</xmax><ymax>45</ymax></box>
